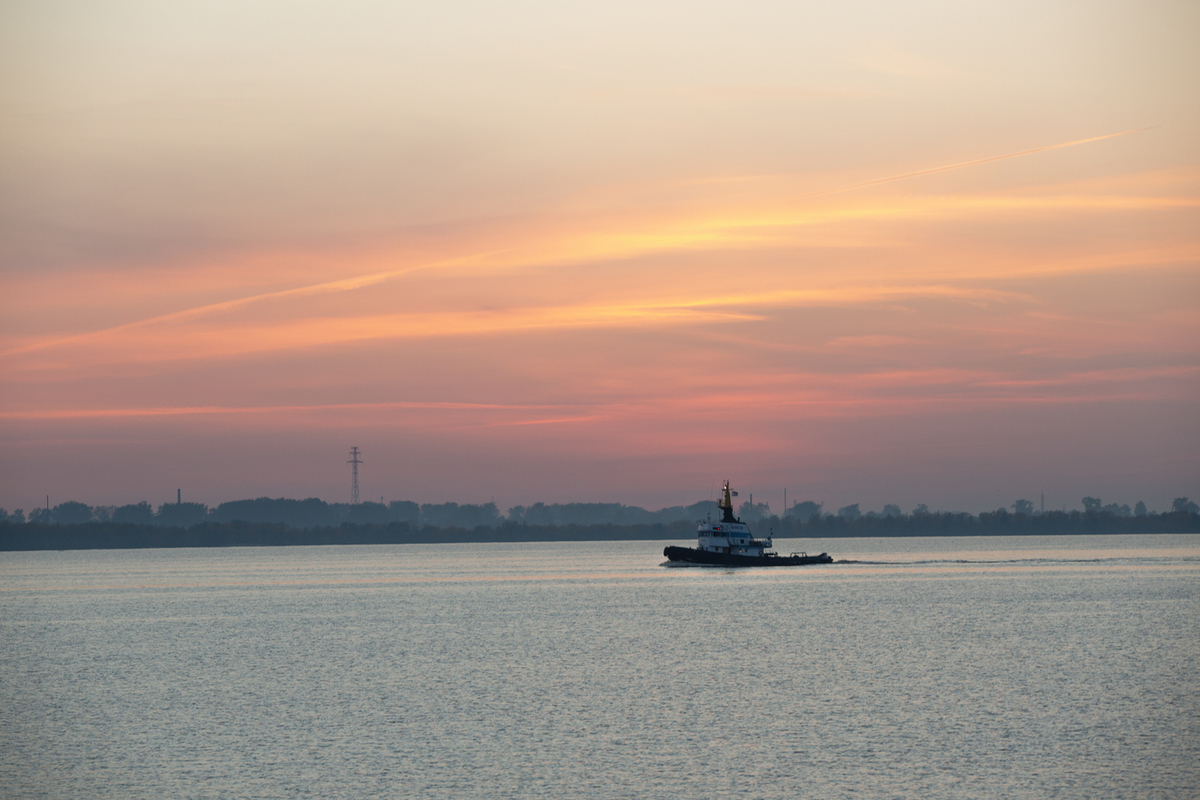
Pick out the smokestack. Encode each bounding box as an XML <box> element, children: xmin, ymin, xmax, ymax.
<box><xmin>177</xmin><ymin>488</ymin><xmax>181</xmax><ymax>505</ymax></box>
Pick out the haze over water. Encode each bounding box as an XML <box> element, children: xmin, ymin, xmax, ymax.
<box><xmin>3</xmin><ymin>534</ymin><xmax>1197</xmax><ymax>799</ymax></box>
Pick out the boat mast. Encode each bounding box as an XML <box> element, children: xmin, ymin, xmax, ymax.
<box><xmin>719</xmin><ymin>480</ymin><xmax>738</xmax><ymax>524</ymax></box>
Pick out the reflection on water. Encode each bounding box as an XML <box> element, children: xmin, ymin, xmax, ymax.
<box><xmin>2</xmin><ymin>535</ymin><xmax>1198</xmax><ymax>799</ymax></box>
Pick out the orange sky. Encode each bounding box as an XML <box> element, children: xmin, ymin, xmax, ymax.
<box><xmin>2</xmin><ymin>1</ymin><xmax>1197</xmax><ymax>513</ymax></box>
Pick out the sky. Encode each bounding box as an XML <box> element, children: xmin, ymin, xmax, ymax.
<box><xmin>2</xmin><ymin>0</ymin><xmax>1198</xmax><ymax>515</ymax></box>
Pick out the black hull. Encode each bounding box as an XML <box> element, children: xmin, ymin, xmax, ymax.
<box><xmin>663</xmin><ymin>546</ymin><xmax>832</xmax><ymax>567</ymax></box>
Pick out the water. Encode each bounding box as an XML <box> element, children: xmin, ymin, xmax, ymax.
<box><xmin>2</xmin><ymin>535</ymin><xmax>1198</xmax><ymax>799</ymax></box>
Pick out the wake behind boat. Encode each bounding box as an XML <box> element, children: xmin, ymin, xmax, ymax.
<box><xmin>663</xmin><ymin>481</ymin><xmax>832</xmax><ymax>567</ymax></box>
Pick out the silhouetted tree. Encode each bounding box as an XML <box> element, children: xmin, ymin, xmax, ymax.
<box><xmin>676</xmin><ymin>501</ymin><xmax>719</xmax><ymax>523</ymax></box>
<box><xmin>156</xmin><ymin>502</ymin><xmax>208</xmax><ymax>527</ymax></box>
<box><xmin>1173</xmin><ymin>497</ymin><xmax>1200</xmax><ymax>514</ymax></box>
<box><xmin>837</xmin><ymin>503</ymin><xmax>861</xmax><ymax>521</ymax></box>
<box><xmin>737</xmin><ymin>500</ymin><xmax>772</xmax><ymax>523</ymax></box>
<box><xmin>347</xmin><ymin>501</ymin><xmax>390</xmax><ymax>525</ymax></box>
<box><xmin>788</xmin><ymin>501</ymin><xmax>822</xmax><ymax>522</ymax></box>
<box><xmin>51</xmin><ymin>501</ymin><xmax>93</xmax><ymax>525</ymax></box>
<box><xmin>209</xmin><ymin>497</ymin><xmax>338</xmax><ymax>527</ymax></box>
<box><xmin>912</xmin><ymin>503</ymin><xmax>930</xmax><ymax>516</ymax></box>
<box><xmin>1012</xmin><ymin>499</ymin><xmax>1034</xmax><ymax>515</ymax></box>
<box><xmin>507</xmin><ymin>501</ymin><xmax>709</xmax><ymax>527</ymax></box>
<box><xmin>881</xmin><ymin>504</ymin><xmax>902</xmax><ymax>518</ymax></box>
<box><xmin>112</xmin><ymin>502</ymin><xmax>155</xmax><ymax>525</ymax></box>
<box><xmin>1135</xmin><ymin>501</ymin><xmax>1148</xmax><ymax>517</ymax></box>
<box><xmin>1102</xmin><ymin>503</ymin><xmax>1131</xmax><ymax>517</ymax></box>
<box><xmin>388</xmin><ymin>500</ymin><xmax>420</xmax><ymax>524</ymax></box>
<box><xmin>516</xmin><ymin>502</ymin><xmax>547</xmax><ymax>524</ymax></box>
<box><xmin>28</xmin><ymin>508</ymin><xmax>51</xmax><ymax>524</ymax></box>
<box><xmin>0</xmin><ymin>508</ymin><xmax>25</xmax><ymax>524</ymax></box>
<box><xmin>420</xmin><ymin>501</ymin><xmax>501</xmax><ymax>528</ymax></box>
<box><xmin>1082</xmin><ymin>497</ymin><xmax>1102</xmax><ymax>513</ymax></box>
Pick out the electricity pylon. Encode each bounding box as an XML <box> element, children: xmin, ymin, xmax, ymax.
<box><xmin>347</xmin><ymin>446</ymin><xmax>362</xmax><ymax>505</ymax></box>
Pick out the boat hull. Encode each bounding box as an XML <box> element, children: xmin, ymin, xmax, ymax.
<box><xmin>663</xmin><ymin>545</ymin><xmax>832</xmax><ymax>567</ymax></box>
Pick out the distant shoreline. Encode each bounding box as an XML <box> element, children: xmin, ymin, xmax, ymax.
<box><xmin>2</xmin><ymin>512</ymin><xmax>1197</xmax><ymax>552</ymax></box>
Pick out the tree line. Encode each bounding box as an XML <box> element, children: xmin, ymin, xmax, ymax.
<box><xmin>1</xmin><ymin>496</ymin><xmax>1196</xmax><ymax>551</ymax></box>
<box><xmin>6</xmin><ymin>495</ymin><xmax>1195</xmax><ymax>531</ymax></box>
<box><xmin>0</xmin><ymin>497</ymin><xmax>720</xmax><ymax>530</ymax></box>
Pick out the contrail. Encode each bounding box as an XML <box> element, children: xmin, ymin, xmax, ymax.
<box><xmin>812</xmin><ymin>126</ymin><xmax>1158</xmax><ymax>197</ymax></box>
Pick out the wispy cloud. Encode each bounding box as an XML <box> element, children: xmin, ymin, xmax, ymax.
<box><xmin>0</xmin><ymin>400</ymin><xmax>587</xmax><ymax>421</ymax></box>
<box><xmin>10</xmin><ymin>188</ymin><xmax>1185</xmax><ymax>364</ymax></box>
<box><xmin>5</xmin><ymin>127</ymin><xmax>1172</xmax><ymax>362</ymax></box>
<box><xmin>4</xmin><ymin>285</ymin><xmax>1034</xmax><ymax>371</ymax></box>
<box><xmin>9</xmin><ymin>362</ymin><xmax>1188</xmax><ymax>424</ymax></box>
<box><xmin>810</xmin><ymin>128</ymin><xmax>1161</xmax><ymax>197</ymax></box>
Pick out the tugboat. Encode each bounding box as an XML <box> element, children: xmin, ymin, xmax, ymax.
<box><xmin>663</xmin><ymin>481</ymin><xmax>833</xmax><ymax>567</ymax></box>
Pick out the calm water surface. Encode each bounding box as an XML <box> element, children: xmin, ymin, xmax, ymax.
<box><xmin>2</xmin><ymin>535</ymin><xmax>1198</xmax><ymax>799</ymax></box>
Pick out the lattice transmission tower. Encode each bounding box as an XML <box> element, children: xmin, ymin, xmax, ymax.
<box><xmin>347</xmin><ymin>446</ymin><xmax>362</xmax><ymax>504</ymax></box>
